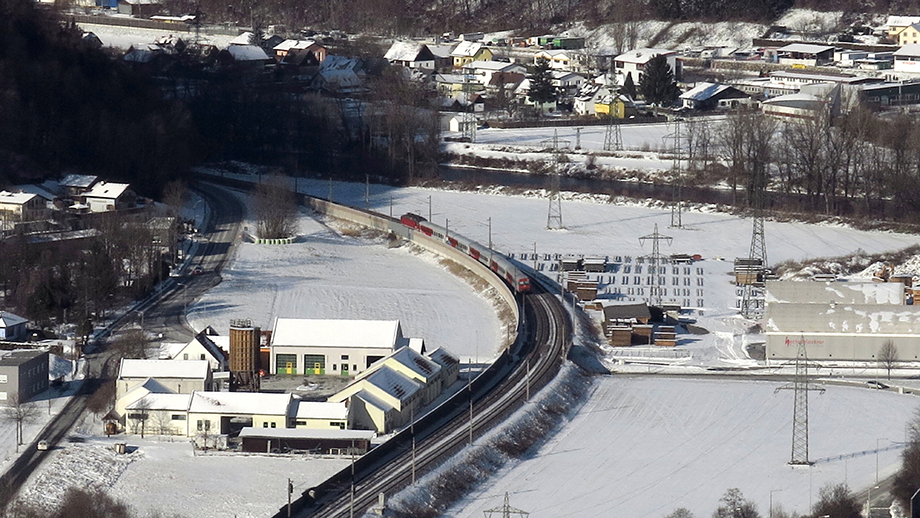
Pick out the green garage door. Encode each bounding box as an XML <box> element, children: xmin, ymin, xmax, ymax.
<box><xmin>304</xmin><ymin>354</ymin><xmax>325</xmax><ymax>375</ymax></box>
<box><xmin>276</xmin><ymin>354</ymin><xmax>297</xmax><ymax>375</ymax></box>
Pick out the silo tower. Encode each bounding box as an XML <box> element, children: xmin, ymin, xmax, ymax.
<box><xmin>229</xmin><ymin>319</ymin><xmax>260</xmax><ymax>392</ymax></box>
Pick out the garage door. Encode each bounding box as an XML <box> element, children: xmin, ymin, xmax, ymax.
<box><xmin>276</xmin><ymin>354</ymin><xmax>297</xmax><ymax>375</ymax></box>
<box><xmin>304</xmin><ymin>355</ymin><xmax>325</xmax><ymax>375</ymax></box>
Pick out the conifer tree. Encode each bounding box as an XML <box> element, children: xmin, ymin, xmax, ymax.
<box><xmin>639</xmin><ymin>55</ymin><xmax>680</xmax><ymax>106</ymax></box>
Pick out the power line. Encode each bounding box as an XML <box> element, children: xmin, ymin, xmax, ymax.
<box><xmin>483</xmin><ymin>492</ymin><xmax>529</xmax><ymax>518</ymax></box>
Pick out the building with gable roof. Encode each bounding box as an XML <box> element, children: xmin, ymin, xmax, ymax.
<box><xmin>81</xmin><ymin>181</ymin><xmax>136</xmax><ymax>212</ymax></box>
<box><xmin>270</xmin><ymin>318</ymin><xmax>411</xmax><ymax>376</ymax></box>
<box><xmin>273</xmin><ymin>39</ymin><xmax>326</xmax><ymax>62</ymax></box>
<box><xmin>679</xmin><ymin>82</ymin><xmax>751</xmax><ymax>111</ymax></box>
<box><xmin>160</xmin><ymin>328</ymin><xmax>229</xmax><ymax>371</ymax></box>
<box><xmin>614</xmin><ymin>48</ymin><xmax>680</xmax><ymax>86</ymax></box>
<box><xmin>461</xmin><ymin>60</ymin><xmax>527</xmax><ymax>86</ymax></box>
<box><xmin>0</xmin><ymin>311</ymin><xmax>28</xmax><ymax>341</ymax></box>
<box><xmin>894</xmin><ymin>44</ymin><xmax>920</xmax><ymax>73</ymax></box>
<box><xmin>124</xmin><ymin>392</ymin><xmax>192</xmax><ymax>435</ymax></box>
<box><xmin>115</xmin><ymin>377</ymin><xmax>175</xmax><ymax>421</ymax></box>
<box><xmin>290</xmin><ymin>399</ymin><xmax>348</xmax><ymax>429</ymax></box>
<box><xmin>889</xmin><ymin>16</ymin><xmax>920</xmax><ymax>42</ymax></box>
<box><xmin>116</xmin><ymin>359</ymin><xmax>213</xmax><ymax>405</ymax></box>
<box><xmin>450</xmin><ymin>41</ymin><xmax>492</xmax><ymax>68</ymax></box>
<box><xmin>384</xmin><ymin>41</ymin><xmax>437</xmax><ymax>71</ymax></box>
<box><xmin>187</xmin><ymin>391</ymin><xmax>293</xmax><ymax>436</ymax></box>
<box><xmin>0</xmin><ymin>191</ymin><xmax>45</xmax><ymax>222</ymax></box>
<box><xmin>58</xmin><ymin>174</ymin><xmax>99</xmax><ymax>197</ymax></box>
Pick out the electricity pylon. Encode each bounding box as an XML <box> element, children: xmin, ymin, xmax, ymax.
<box><xmin>603</xmin><ymin>112</ymin><xmax>623</xmax><ymax>151</ymax></box>
<box><xmin>741</xmin><ymin>158</ymin><xmax>768</xmax><ymax>319</ymax></box>
<box><xmin>541</xmin><ymin>130</ymin><xmax>569</xmax><ymax>230</ymax></box>
<box><xmin>639</xmin><ymin>223</ymin><xmax>673</xmax><ymax>307</ymax></box>
<box><xmin>775</xmin><ymin>339</ymin><xmax>825</xmax><ymax>465</ymax></box>
<box><xmin>461</xmin><ymin>72</ymin><xmax>477</xmax><ymax>142</ymax></box>
<box><xmin>483</xmin><ymin>493</ymin><xmax>529</xmax><ymax>518</ymax></box>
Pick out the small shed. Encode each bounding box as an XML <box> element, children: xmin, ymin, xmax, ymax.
<box><xmin>239</xmin><ymin>427</ymin><xmax>375</xmax><ymax>454</ymax></box>
<box><xmin>583</xmin><ymin>257</ymin><xmax>607</xmax><ymax>273</ymax></box>
<box><xmin>0</xmin><ymin>311</ymin><xmax>28</xmax><ymax>341</ymax></box>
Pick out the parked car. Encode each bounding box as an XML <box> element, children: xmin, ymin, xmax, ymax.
<box><xmin>192</xmin><ymin>265</ymin><xmax>203</xmax><ymax>275</ymax></box>
<box><xmin>866</xmin><ymin>380</ymin><xmax>889</xmax><ymax>389</ymax></box>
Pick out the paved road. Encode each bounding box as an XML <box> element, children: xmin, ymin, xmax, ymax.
<box><xmin>0</xmin><ymin>182</ymin><xmax>243</xmax><ymax>508</ymax></box>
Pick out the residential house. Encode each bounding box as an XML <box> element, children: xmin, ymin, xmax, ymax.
<box><xmin>594</xmin><ymin>93</ymin><xmax>637</xmax><ymax>118</ymax></box>
<box><xmin>887</xmin><ymin>16</ymin><xmax>920</xmax><ymax>41</ymax></box>
<box><xmin>160</xmin><ymin>328</ymin><xmax>229</xmax><ymax>371</ymax></box>
<box><xmin>312</xmin><ymin>55</ymin><xmax>365</xmax><ymax>94</ymax></box>
<box><xmin>116</xmin><ymin>359</ymin><xmax>213</xmax><ymax>405</ymax></box>
<box><xmin>384</xmin><ymin>41</ymin><xmax>437</xmax><ymax>71</ymax></box>
<box><xmin>573</xmin><ymin>84</ymin><xmax>612</xmax><ymax>116</ymax></box>
<box><xmin>679</xmin><ymin>82</ymin><xmax>752</xmax><ymax>110</ymax></box>
<box><xmin>896</xmin><ymin>22</ymin><xmax>920</xmax><ymax>45</ymax></box>
<box><xmin>461</xmin><ymin>60</ymin><xmax>527</xmax><ymax>85</ymax></box>
<box><xmin>534</xmin><ymin>49</ymin><xmax>585</xmax><ymax>72</ymax></box>
<box><xmin>434</xmin><ymin>73</ymin><xmax>470</xmax><ymax>96</ymax></box>
<box><xmin>0</xmin><ymin>312</ymin><xmax>28</xmax><ymax>341</ymax></box>
<box><xmin>114</xmin><ymin>377</ymin><xmax>174</xmax><ymax>422</ymax></box>
<box><xmin>273</xmin><ymin>39</ymin><xmax>326</xmax><ymax>63</ymax></box>
<box><xmin>894</xmin><ymin>44</ymin><xmax>920</xmax><ymax>73</ymax></box>
<box><xmin>58</xmin><ymin>174</ymin><xmax>99</xmax><ymax>197</ymax></box>
<box><xmin>450</xmin><ymin>41</ymin><xmax>492</xmax><ymax>68</ymax></box>
<box><xmin>427</xmin><ymin>44</ymin><xmax>455</xmax><ymax>71</ymax></box>
<box><xmin>0</xmin><ymin>350</ymin><xmax>48</xmax><ymax>403</ymax></box>
<box><xmin>81</xmin><ymin>181</ymin><xmax>136</xmax><ymax>212</ymax></box>
<box><xmin>0</xmin><ymin>191</ymin><xmax>45</xmax><ymax>222</ymax></box>
<box><xmin>218</xmin><ymin>45</ymin><xmax>273</xmax><ymax>68</ymax></box>
<box><xmin>776</xmin><ymin>43</ymin><xmax>835</xmax><ymax>67</ymax></box>
<box><xmin>551</xmin><ymin>70</ymin><xmax>586</xmax><ymax>98</ymax></box>
<box><xmin>270</xmin><ymin>318</ymin><xmax>411</xmax><ymax>376</ymax></box>
<box><xmin>614</xmin><ymin>48</ymin><xmax>680</xmax><ymax>86</ymax></box>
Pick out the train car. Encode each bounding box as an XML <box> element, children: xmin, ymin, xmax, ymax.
<box><xmin>400</xmin><ymin>213</ymin><xmax>531</xmax><ymax>293</ymax></box>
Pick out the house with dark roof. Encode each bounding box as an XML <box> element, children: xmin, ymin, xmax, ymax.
<box><xmin>776</xmin><ymin>43</ymin><xmax>835</xmax><ymax>67</ymax></box>
<box><xmin>679</xmin><ymin>82</ymin><xmax>752</xmax><ymax>111</ymax></box>
<box><xmin>0</xmin><ymin>311</ymin><xmax>27</xmax><ymax>341</ymax></box>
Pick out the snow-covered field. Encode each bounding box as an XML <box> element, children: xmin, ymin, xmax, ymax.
<box><xmin>446</xmin><ymin>376</ymin><xmax>916</xmax><ymax>518</ymax></box>
<box><xmin>186</xmin><ymin>187</ymin><xmax>503</xmax><ymax>361</ymax></box>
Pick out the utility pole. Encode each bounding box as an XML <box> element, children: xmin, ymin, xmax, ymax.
<box><xmin>575</xmin><ymin>127</ymin><xmax>581</xmax><ymax>150</ymax></box>
<box><xmin>364</xmin><ymin>175</ymin><xmax>370</xmax><ymax>209</ymax></box>
<box><xmin>468</xmin><ymin>358</ymin><xmax>473</xmax><ymax>446</ymax></box>
<box><xmin>411</xmin><ymin>406</ymin><xmax>416</xmax><ymax>484</ymax></box>
<box><xmin>428</xmin><ymin>195</ymin><xmax>432</xmax><ymax>221</ymax></box>
<box><xmin>461</xmin><ymin>70</ymin><xmax>477</xmax><ymax>142</ymax></box>
<box><xmin>638</xmin><ymin>224</ymin><xmax>673</xmax><ymax>307</ymax></box>
<box><xmin>287</xmin><ymin>479</ymin><xmax>292</xmax><ymax>518</ymax></box>
<box><xmin>668</xmin><ymin>118</ymin><xmax>683</xmax><ymax>229</ymax></box>
<box><xmin>487</xmin><ymin>217</ymin><xmax>492</xmax><ymax>249</ymax></box>
<box><xmin>483</xmin><ymin>492</ymin><xmax>530</xmax><ymax>518</ymax></box>
<box><xmin>603</xmin><ymin>111</ymin><xmax>623</xmax><ymax>152</ymax></box>
<box><xmin>541</xmin><ymin>130</ymin><xmax>570</xmax><ymax>230</ymax></box>
<box><xmin>775</xmin><ymin>339</ymin><xmax>825</xmax><ymax>465</ymax></box>
<box><xmin>328</xmin><ymin>178</ymin><xmax>333</xmax><ymax>202</ymax></box>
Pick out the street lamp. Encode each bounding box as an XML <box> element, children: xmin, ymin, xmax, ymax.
<box><xmin>770</xmin><ymin>489</ymin><xmax>783</xmax><ymax>518</ymax></box>
<box><xmin>877</xmin><ymin>437</ymin><xmax>889</xmax><ymax>484</ymax></box>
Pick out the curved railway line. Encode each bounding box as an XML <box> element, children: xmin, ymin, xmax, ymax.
<box><xmin>282</xmin><ymin>277</ymin><xmax>570</xmax><ymax>517</ymax></box>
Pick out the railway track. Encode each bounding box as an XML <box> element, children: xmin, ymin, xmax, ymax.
<box><xmin>286</xmin><ymin>277</ymin><xmax>570</xmax><ymax>517</ymax></box>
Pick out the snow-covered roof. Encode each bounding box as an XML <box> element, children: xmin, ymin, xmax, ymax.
<box><xmin>14</xmin><ymin>184</ymin><xmax>57</xmax><ymax>201</ymax></box>
<box><xmin>119</xmin><ymin>359</ymin><xmax>210</xmax><ymax>380</ymax></box>
<box><xmin>765</xmin><ymin>280</ymin><xmax>903</xmax><ymax>305</ymax></box>
<box><xmin>126</xmin><ymin>393</ymin><xmax>191</xmax><ymax>411</ymax></box>
<box><xmin>238</xmin><ymin>427</ymin><xmax>375</xmax><ymax>440</ymax></box>
<box><xmin>83</xmin><ymin>181</ymin><xmax>131</xmax><ymax>200</ymax></box>
<box><xmin>614</xmin><ymin>48</ymin><xmax>675</xmax><ymax>64</ymax></box>
<box><xmin>351</xmin><ymin>388</ymin><xmax>395</xmax><ymax>412</ymax></box>
<box><xmin>228</xmin><ymin>32</ymin><xmax>254</xmax><ymax>45</ymax></box>
<box><xmin>158</xmin><ymin>342</ymin><xmax>186</xmax><ymax>360</ymax></box>
<box><xmin>762</xmin><ymin>93</ymin><xmax>823</xmax><ymax>108</ymax></box>
<box><xmin>769</xmin><ymin>70</ymin><xmax>876</xmax><ymax>84</ymax></box>
<box><xmin>680</xmin><ymin>82</ymin><xmax>732</xmax><ymax>101</ymax></box>
<box><xmin>123</xmin><ymin>377</ymin><xmax>174</xmax><ymax>397</ymax></box>
<box><xmin>778</xmin><ymin>43</ymin><xmax>834</xmax><ymax>54</ymax></box>
<box><xmin>271</xmin><ymin>318</ymin><xmax>401</xmax><ymax>350</ymax></box>
<box><xmin>427</xmin><ymin>44</ymin><xmax>454</xmax><ymax>59</ymax></box>
<box><xmin>894</xmin><ymin>44</ymin><xmax>920</xmax><ymax>57</ymax></box>
<box><xmin>450</xmin><ymin>41</ymin><xmax>482</xmax><ymax>57</ymax></box>
<box><xmin>384</xmin><ymin>41</ymin><xmax>429</xmax><ymax>62</ymax></box>
<box><xmin>427</xmin><ymin>347</ymin><xmax>458</xmax><ymax>369</ymax></box>
<box><xmin>274</xmin><ymin>39</ymin><xmax>319</xmax><ymax>53</ymax></box>
<box><xmin>294</xmin><ymin>400</ymin><xmax>347</xmax><ymax>420</ymax></box>
<box><xmin>0</xmin><ymin>311</ymin><xmax>27</xmax><ymax>328</ymax></box>
<box><xmin>0</xmin><ymin>191</ymin><xmax>38</xmax><ymax>205</ymax></box>
<box><xmin>188</xmin><ymin>391</ymin><xmax>292</xmax><ymax>416</ymax></box>
<box><xmin>765</xmin><ymin>303</ymin><xmax>920</xmax><ymax>335</ymax></box>
<box><xmin>175</xmin><ymin>329</ymin><xmax>228</xmax><ymax>363</ymax></box>
<box><xmin>227</xmin><ymin>45</ymin><xmax>270</xmax><ymax>62</ymax></box>
<box><xmin>363</xmin><ymin>366</ymin><xmax>422</xmax><ymax>403</ymax></box>
<box><xmin>364</xmin><ymin>346</ymin><xmax>440</xmax><ymax>381</ymax></box>
<box><xmin>887</xmin><ymin>16</ymin><xmax>920</xmax><ymax>28</ymax></box>
<box><xmin>435</xmin><ymin>73</ymin><xmax>467</xmax><ymax>84</ymax></box>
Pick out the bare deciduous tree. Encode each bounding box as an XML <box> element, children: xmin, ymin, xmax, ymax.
<box><xmin>879</xmin><ymin>340</ymin><xmax>899</xmax><ymax>380</ymax></box>
<box><xmin>1</xmin><ymin>393</ymin><xmax>41</xmax><ymax>452</ymax></box>
<box><xmin>253</xmin><ymin>175</ymin><xmax>298</xmax><ymax>240</ymax></box>
<box><xmin>110</xmin><ymin>328</ymin><xmax>149</xmax><ymax>360</ymax></box>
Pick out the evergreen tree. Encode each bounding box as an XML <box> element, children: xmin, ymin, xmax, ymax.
<box><xmin>622</xmin><ymin>72</ymin><xmax>637</xmax><ymax>100</ymax></box>
<box><xmin>528</xmin><ymin>58</ymin><xmax>557</xmax><ymax>108</ymax></box>
<box><xmin>639</xmin><ymin>55</ymin><xmax>680</xmax><ymax>106</ymax></box>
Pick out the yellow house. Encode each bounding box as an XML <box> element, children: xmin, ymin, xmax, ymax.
<box><xmin>595</xmin><ymin>94</ymin><xmax>637</xmax><ymax>119</ymax></box>
<box><xmin>888</xmin><ymin>16</ymin><xmax>920</xmax><ymax>41</ymax></box>
<box><xmin>450</xmin><ymin>41</ymin><xmax>493</xmax><ymax>68</ymax></box>
<box><xmin>900</xmin><ymin>23</ymin><xmax>920</xmax><ymax>45</ymax></box>
<box><xmin>328</xmin><ymin>365</ymin><xmax>423</xmax><ymax>433</ymax></box>
<box><xmin>186</xmin><ymin>391</ymin><xmax>292</xmax><ymax>437</ymax></box>
<box><xmin>291</xmin><ymin>400</ymin><xmax>348</xmax><ymax>429</ymax></box>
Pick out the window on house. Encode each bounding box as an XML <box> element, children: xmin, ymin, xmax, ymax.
<box><xmin>332</xmin><ymin>364</ymin><xmax>337</xmax><ymax>371</ymax></box>
<box><xmin>183</xmin><ymin>353</ymin><xmax>189</xmax><ymax>360</ymax></box>
<box><xmin>352</xmin><ymin>364</ymin><xmax>357</xmax><ymax>371</ymax></box>
<box><xmin>172</xmin><ymin>414</ymin><xmax>186</xmax><ymax>421</ymax></box>
<box><xmin>197</xmin><ymin>420</ymin><xmax>203</xmax><ymax>431</ymax></box>
<box><xmin>341</xmin><ymin>355</ymin><xmax>349</xmax><ymax>360</ymax></box>
<box><xmin>200</xmin><ymin>354</ymin><xmax>206</xmax><ymax>360</ymax></box>
<box><xmin>270</xmin><ymin>422</ymin><xmax>276</xmax><ymax>428</ymax></box>
<box><xmin>263</xmin><ymin>422</ymin><xmax>269</xmax><ymax>428</ymax></box>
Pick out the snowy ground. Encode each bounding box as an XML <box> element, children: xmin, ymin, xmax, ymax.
<box><xmin>185</xmin><ymin>187</ymin><xmax>503</xmax><ymax>362</ymax></box>
<box><xmin>15</xmin><ymin>434</ymin><xmax>350</xmax><ymax>518</ymax></box>
<box><xmin>446</xmin><ymin>376</ymin><xmax>915</xmax><ymax>518</ymax></box>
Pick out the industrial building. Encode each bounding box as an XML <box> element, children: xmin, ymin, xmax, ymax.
<box><xmin>0</xmin><ymin>350</ymin><xmax>49</xmax><ymax>402</ymax></box>
<box><xmin>270</xmin><ymin>318</ymin><xmax>415</xmax><ymax>376</ymax></box>
<box><xmin>764</xmin><ymin>280</ymin><xmax>920</xmax><ymax>361</ymax></box>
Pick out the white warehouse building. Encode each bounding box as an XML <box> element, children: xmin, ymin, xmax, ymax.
<box><xmin>270</xmin><ymin>318</ymin><xmax>419</xmax><ymax>376</ymax></box>
<box><xmin>764</xmin><ymin>280</ymin><xmax>920</xmax><ymax>361</ymax></box>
